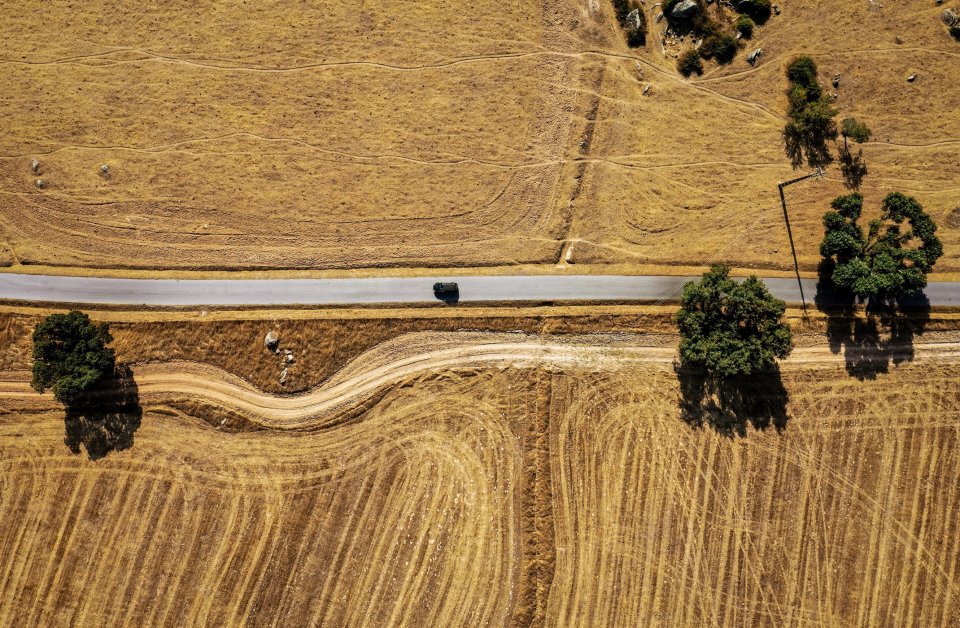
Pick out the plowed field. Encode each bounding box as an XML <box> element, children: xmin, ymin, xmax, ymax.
<box><xmin>1</xmin><ymin>330</ymin><xmax>959</xmax><ymax>625</ymax></box>
<box><xmin>1</xmin><ymin>1</ymin><xmax>957</xmax><ymax>273</ymax></box>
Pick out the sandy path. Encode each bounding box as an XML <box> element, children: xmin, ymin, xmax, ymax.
<box><xmin>3</xmin><ymin>334</ymin><xmax>958</xmax><ymax>430</ymax></box>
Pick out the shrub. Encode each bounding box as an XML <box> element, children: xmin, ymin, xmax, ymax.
<box><xmin>678</xmin><ymin>49</ymin><xmax>704</xmax><ymax>76</ymax></box>
<box><xmin>612</xmin><ymin>0</ymin><xmax>631</xmax><ymax>22</ymax></box>
<box><xmin>700</xmin><ymin>33</ymin><xmax>737</xmax><ymax>64</ymax></box>
<box><xmin>841</xmin><ymin>117</ymin><xmax>872</xmax><ymax>144</ymax></box>
<box><xmin>32</xmin><ymin>311</ymin><xmax>116</xmax><ymax>406</ymax></box>
<box><xmin>735</xmin><ymin>14</ymin><xmax>754</xmax><ymax>38</ymax></box>
<box><xmin>612</xmin><ymin>0</ymin><xmax>647</xmax><ymax>47</ymax></box>
<box><xmin>737</xmin><ymin>0</ymin><xmax>772</xmax><ymax>23</ymax></box>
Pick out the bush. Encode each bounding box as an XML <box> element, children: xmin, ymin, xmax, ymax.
<box><xmin>678</xmin><ymin>49</ymin><xmax>704</xmax><ymax>76</ymax></box>
<box><xmin>32</xmin><ymin>311</ymin><xmax>116</xmax><ymax>406</ymax></box>
<box><xmin>612</xmin><ymin>0</ymin><xmax>631</xmax><ymax>22</ymax></box>
<box><xmin>737</xmin><ymin>0</ymin><xmax>772</xmax><ymax>23</ymax></box>
<box><xmin>841</xmin><ymin>117</ymin><xmax>872</xmax><ymax>144</ymax></box>
<box><xmin>677</xmin><ymin>265</ymin><xmax>792</xmax><ymax>379</ymax></box>
<box><xmin>735</xmin><ymin>14</ymin><xmax>754</xmax><ymax>38</ymax></box>
<box><xmin>612</xmin><ymin>0</ymin><xmax>647</xmax><ymax>47</ymax></box>
<box><xmin>700</xmin><ymin>33</ymin><xmax>737</xmax><ymax>64</ymax></box>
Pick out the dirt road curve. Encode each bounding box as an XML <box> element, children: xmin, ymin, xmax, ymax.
<box><xmin>3</xmin><ymin>333</ymin><xmax>957</xmax><ymax>430</ymax></box>
<box><xmin>0</xmin><ymin>273</ymin><xmax>958</xmax><ymax>306</ymax></box>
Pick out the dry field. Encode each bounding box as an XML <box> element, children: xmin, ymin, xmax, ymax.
<box><xmin>1</xmin><ymin>313</ymin><xmax>960</xmax><ymax>625</ymax></box>
<box><xmin>0</xmin><ymin>1</ymin><xmax>957</xmax><ymax>274</ymax></box>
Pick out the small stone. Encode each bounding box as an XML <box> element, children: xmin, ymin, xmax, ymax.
<box><xmin>642</xmin><ymin>83</ymin><xmax>653</xmax><ymax>95</ymax></box>
<box><xmin>279</xmin><ymin>368</ymin><xmax>288</xmax><ymax>384</ymax></box>
<box><xmin>895</xmin><ymin>35</ymin><xmax>904</xmax><ymax>44</ymax></box>
<box><xmin>285</xmin><ymin>353</ymin><xmax>295</xmax><ymax>364</ymax></box>
<box><xmin>907</xmin><ymin>73</ymin><xmax>917</xmax><ymax>82</ymax></box>
<box><xmin>943</xmin><ymin>8</ymin><xmax>959</xmax><ymax>26</ymax></box>
<box><xmin>746</xmin><ymin>48</ymin><xmax>764</xmax><ymax>65</ymax></box>
<box><xmin>30</xmin><ymin>159</ymin><xmax>40</xmax><ymax>174</ymax></box>
<box><xmin>832</xmin><ymin>73</ymin><xmax>841</xmax><ymax>88</ymax></box>
<box><xmin>35</xmin><ymin>179</ymin><xmax>45</xmax><ymax>189</ymax></box>
<box><xmin>99</xmin><ymin>164</ymin><xmax>110</xmax><ymax>175</ymax></box>
<box><xmin>773</xmin><ymin>4</ymin><xmax>780</xmax><ymax>15</ymax></box>
<box><xmin>264</xmin><ymin>330</ymin><xmax>279</xmax><ymax>351</ymax></box>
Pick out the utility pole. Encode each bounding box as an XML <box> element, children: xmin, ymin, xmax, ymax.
<box><xmin>777</xmin><ymin>167</ymin><xmax>823</xmax><ymax>315</ymax></box>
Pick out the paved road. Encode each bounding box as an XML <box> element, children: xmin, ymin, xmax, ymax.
<box><xmin>0</xmin><ymin>273</ymin><xmax>957</xmax><ymax>307</ymax></box>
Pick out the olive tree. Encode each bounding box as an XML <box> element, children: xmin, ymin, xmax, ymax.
<box><xmin>677</xmin><ymin>265</ymin><xmax>793</xmax><ymax>378</ymax></box>
<box><xmin>32</xmin><ymin>311</ymin><xmax>115</xmax><ymax>405</ymax></box>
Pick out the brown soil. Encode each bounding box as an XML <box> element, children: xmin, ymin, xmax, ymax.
<box><xmin>1</xmin><ymin>1</ymin><xmax>956</xmax><ymax>274</ymax></box>
<box><xmin>1</xmin><ymin>324</ymin><xmax>959</xmax><ymax>625</ymax></box>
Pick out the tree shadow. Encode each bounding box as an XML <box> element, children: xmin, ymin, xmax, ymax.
<box><xmin>64</xmin><ymin>365</ymin><xmax>141</xmax><ymax>460</ymax></box>
<box><xmin>838</xmin><ymin>145</ymin><xmax>867</xmax><ymax>190</ymax></box>
<box><xmin>815</xmin><ymin>270</ymin><xmax>931</xmax><ymax>380</ymax></box>
<box><xmin>783</xmin><ymin>126</ymin><xmax>834</xmax><ymax>169</ymax></box>
<box><xmin>676</xmin><ymin>367</ymin><xmax>789</xmax><ymax>438</ymax></box>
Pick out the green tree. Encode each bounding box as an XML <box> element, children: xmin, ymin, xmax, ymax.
<box><xmin>700</xmin><ymin>34</ymin><xmax>738</xmax><ymax>64</ymax></box>
<box><xmin>735</xmin><ymin>14</ymin><xmax>755</xmax><ymax>38</ymax></box>
<box><xmin>32</xmin><ymin>311</ymin><xmax>115</xmax><ymax>405</ymax></box>
<box><xmin>678</xmin><ymin>49</ymin><xmax>704</xmax><ymax>77</ymax></box>
<box><xmin>677</xmin><ymin>265</ymin><xmax>793</xmax><ymax>378</ymax></box>
<box><xmin>783</xmin><ymin>56</ymin><xmax>838</xmax><ymax>167</ymax></box>
<box><xmin>820</xmin><ymin>192</ymin><xmax>943</xmax><ymax>302</ymax></box>
<box><xmin>737</xmin><ymin>0</ymin><xmax>771</xmax><ymax>23</ymax></box>
<box><xmin>838</xmin><ymin>117</ymin><xmax>871</xmax><ymax>189</ymax></box>
<box><xmin>840</xmin><ymin>117</ymin><xmax>872</xmax><ymax>147</ymax></box>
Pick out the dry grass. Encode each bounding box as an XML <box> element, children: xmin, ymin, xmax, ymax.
<box><xmin>1</xmin><ymin>312</ymin><xmax>960</xmax><ymax>625</ymax></box>
<box><xmin>1</xmin><ymin>1</ymin><xmax>956</xmax><ymax>274</ymax></box>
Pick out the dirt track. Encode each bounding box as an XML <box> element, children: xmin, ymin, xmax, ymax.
<box><xmin>2</xmin><ymin>331</ymin><xmax>959</xmax><ymax>625</ymax></box>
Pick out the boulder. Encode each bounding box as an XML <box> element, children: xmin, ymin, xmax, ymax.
<box><xmin>943</xmin><ymin>9</ymin><xmax>959</xmax><ymax>26</ymax></box>
<box><xmin>100</xmin><ymin>164</ymin><xmax>110</xmax><ymax>175</ymax></box>
<box><xmin>670</xmin><ymin>0</ymin><xmax>700</xmax><ymax>20</ymax></box>
<box><xmin>264</xmin><ymin>330</ymin><xmax>279</xmax><ymax>351</ymax></box>
<box><xmin>30</xmin><ymin>159</ymin><xmax>40</xmax><ymax>173</ymax></box>
<box><xmin>746</xmin><ymin>48</ymin><xmax>763</xmax><ymax>65</ymax></box>
<box><xmin>625</xmin><ymin>8</ymin><xmax>643</xmax><ymax>32</ymax></box>
<box><xmin>35</xmin><ymin>179</ymin><xmax>45</xmax><ymax>189</ymax></box>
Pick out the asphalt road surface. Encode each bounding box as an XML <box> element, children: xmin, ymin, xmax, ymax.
<box><xmin>1</xmin><ymin>273</ymin><xmax>957</xmax><ymax>307</ymax></box>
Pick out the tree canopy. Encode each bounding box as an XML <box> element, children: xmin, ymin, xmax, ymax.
<box><xmin>819</xmin><ymin>192</ymin><xmax>943</xmax><ymax>302</ymax></box>
<box><xmin>841</xmin><ymin>117</ymin><xmax>872</xmax><ymax>144</ymax></box>
<box><xmin>783</xmin><ymin>56</ymin><xmax>838</xmax><ymax>167</ymax></box>
<box><xmin>32</xmin><ymin>311</ymin><xmax>116</xmax><ymax>405</ymax></box>
<box><xmin>677</xmin><ymin>265</ymin><xmax>793</xmax><ymax>378</ymax></box>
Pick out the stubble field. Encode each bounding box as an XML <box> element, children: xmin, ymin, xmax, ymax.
<box><xmin>1</xmin><ymin>309</ymin><xmax>959</xmax><ymax>626</ymax></box>
<box><xmin>0</xmin><ymin>0</ymin><xmax>957</xmax><ymax>274</ymax></box>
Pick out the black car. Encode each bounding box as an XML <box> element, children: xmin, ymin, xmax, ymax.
<box><xmin>433</xmin><ymin>282</ymin><xmax>459</xmax><ymax>301</ymax></box>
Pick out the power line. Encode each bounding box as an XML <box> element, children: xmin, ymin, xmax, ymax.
<box><xmin>777</xmin><ymin>166</ymin><xmax>824</xmax><ymax>316</ymax></box>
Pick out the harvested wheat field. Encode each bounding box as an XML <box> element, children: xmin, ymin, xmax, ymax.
<box><xmin>1</xmin><ymin>324</ymin><xmax>960</xmax><ymax>626</ymax></box>
<box><xmin>0</xmin><ymin>1</ymin><xmax>957</xmax><ymax>273</ymax></box>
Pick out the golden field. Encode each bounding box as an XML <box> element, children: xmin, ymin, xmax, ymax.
<box><xmin>0</xmin><ymin>0</ymin><xmax>957</xmax><ymax>274</ymax></box>
<box><xmin>1</xmin><ymin>307</ymin><xmax>959</xmax><ymax>625</ymax></box>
